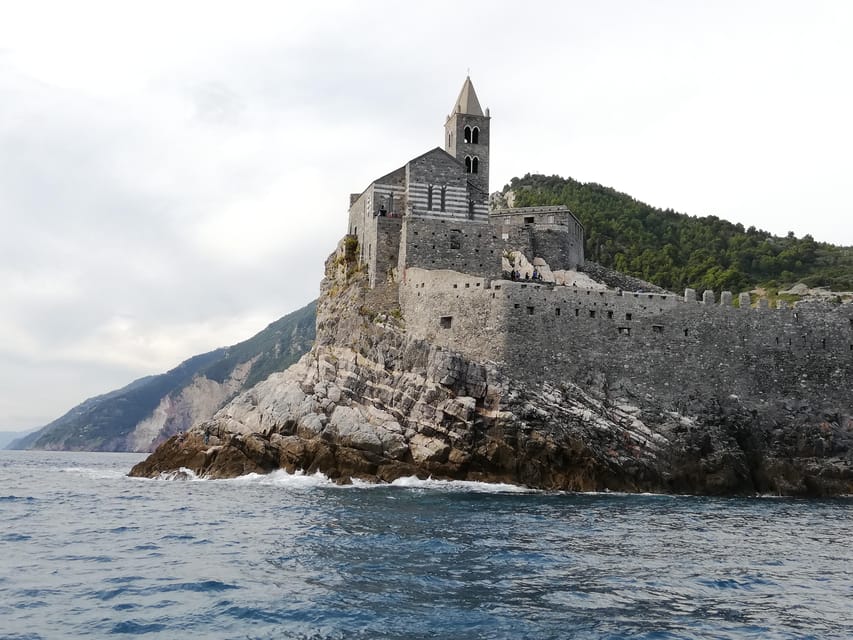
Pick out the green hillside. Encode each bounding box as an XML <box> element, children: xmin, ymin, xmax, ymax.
<box><xmin>505</xmin><ymin>174</ymin><xmax>853</xmax><ymax>293</ymax></box>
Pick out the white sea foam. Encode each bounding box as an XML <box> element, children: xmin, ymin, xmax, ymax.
<box><xmin>388</xmin><ymin>475</ymin><xmax>537</xmax><ymax>494</ymax></box>
<box><xmin>153</xmin><ymin>467</ymin><xmax>538</xmax><ymax>493</ymax></box>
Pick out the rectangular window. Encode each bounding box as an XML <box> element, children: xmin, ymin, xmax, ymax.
<box><xmin>607</xmin><ymin>310</ymin><xmax>614</xmax><ymax>319</ymax></box>
<box><xmin>618</xmin><ymin>327</ymin><xmax>631</xmax><ymax>336</ymax></box>
<box><xmin>652</xmin><ymin>325</ymin><xmax>663</xmax><ymax>334</ymax></box>
<box><xmin>555</xmin><ymin>308</ymin><xmax>561</xmax><ymax>316</ymax></box>
<box><xmin>440</xmin><ymin>316</ymin><xmax>452</xmax><ymax>329</ymax></box>
<box><xmin>589</xmin><ymin>310</ymin><xmax>596</xmax><ymax>318</ymax></box>
<box><xmin>524</xmin><ymin>216</ymin><xmax>535</xmax><ymax>224</ymax></box>
<box><xmin>626</xmin><ymin>313</ymin><xmax>632</xmax><ymax>321</ymax></box>
<box><xmin>527</xmin><ymin>306</ymin><xmax>535</xmax><ymax>315</ymax></box>
<box><xmin>450</xmin><ymin>229</ymin><xmax>461</xmax><ymax>250</ymax></box>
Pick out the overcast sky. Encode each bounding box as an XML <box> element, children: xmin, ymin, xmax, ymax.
<box><xmin>1</xmin><ymin>0</ymin><xmax>852</xmax><ymax>431</ymax></box>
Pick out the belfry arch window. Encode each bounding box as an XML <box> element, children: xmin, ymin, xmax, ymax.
<box><xmin>471</xmin><ymin>157</ymin><xmax>479</xmax><ymax>174</ymax></box>
<box><xmin>471</xmin><ymin>126</ymin><xmax>479</xmax><ymax>144</ymax></box>
<box><xmin>464</xmin><ymin>126</ymin><xmax>472</xmax><ymax>143</ymax></box>
<box><xmin>465</xmin><ymin>156</ymin><xmax>472</xmax><ymax>173</ymax></box>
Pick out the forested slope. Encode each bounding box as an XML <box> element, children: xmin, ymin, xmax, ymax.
<box><xmin>504</xmin><ymin>174</ymin><xmax>853</xmax><ymax>293</ymax></box>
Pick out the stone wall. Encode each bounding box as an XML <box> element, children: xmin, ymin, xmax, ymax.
<box><xmin>399</xmin><ymin>217</ymin><xmax>502</xmax><ymax>279</ymax></box>
<box><xmin>400</xmin><ymin>268</ymin><xmax>853</xmax><ymax>415</ymax></box>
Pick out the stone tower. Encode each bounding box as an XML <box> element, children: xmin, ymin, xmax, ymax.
<box><xmin>444</xmin><ymin>76</ymin><xmax>490</xmax><ymax>204</ymax></box>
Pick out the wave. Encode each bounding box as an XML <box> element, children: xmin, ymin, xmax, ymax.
<box><xmin>151</xmin><ymin>467</ymin><xmax>537</xmax><ymax>493</ymax></box>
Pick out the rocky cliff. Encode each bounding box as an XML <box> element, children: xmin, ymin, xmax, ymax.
<box><xmin>131</xmin><ymin>243</ymin><xmax>853</xmax><ymax>496</ymax></box>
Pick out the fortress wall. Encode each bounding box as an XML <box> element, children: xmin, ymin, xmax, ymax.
<box><xmin>399</xmin><ymin>268</ymin><xmax>506</xmax><ymax>362</ymax></box>
<box><xmin>497</xmin><ymin>226</ymin><xmax>584</xmax><ymax>271</ymax></box>
<box><xmin>501</xmin><ymin>295</ymin><xmax>853</xmax><ymax>413</ymax></box>
<box><xmin>401</xmin><ymin>273</ymin><xmax>853</xmax><ymax>413</ymax></box>
<box><xmin>399</xmin><ymin>217</ymin><xmax>502</xmax><ymax>279</ymax></box>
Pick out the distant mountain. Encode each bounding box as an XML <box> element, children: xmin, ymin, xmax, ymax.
<box><xmin>0</xmin><ymin>428</ymin><xmax>40</xmax><ymax>449</ymax></box>
<box><xmin>9</xmin><ymin>301</ymin><xmax>317</xmax><ymax>452</ymax></box>
<box><xmin>503</xmin><ymin>174</ymin><xmax>853</xmax><ymax>294</ymax></box>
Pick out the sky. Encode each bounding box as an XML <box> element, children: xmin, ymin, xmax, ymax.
<box><xmin>1</xmin><ymin>0</ymin><xmax>852</xmax><ymax>431</ymax></box>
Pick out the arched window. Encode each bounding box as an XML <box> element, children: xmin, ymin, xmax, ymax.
<box><xmin>464</xmin><ymin>156</ymin><xmax>472</xmax><ymax>173</ymax></box>
<box><xmin>427</xmin><ymin>184</ymin><xmax>433</xmax><ymax>210</ymax></box>
<box><xmin>471</xmin><ymin>157</ymin><xmax>479</xmax><ymax>174</ymax></box>
<box><xmin>471</xmin><ymin>126</ymin><xmax>479</xmax><ymax>144</ymax></box>
<box><xmin>463</xmin><ymin>126</ymin><xmax>472</xmax><ymax>143</ymax></box>
<box><xmin>440</xmin><ymin>186</ymin><xmax>447</xmax><ymax>212</ymax></box>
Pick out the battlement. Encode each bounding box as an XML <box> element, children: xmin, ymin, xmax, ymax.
<box><xmin>398</xmin><ymin>267</ymin><xmax>853</xmax><ymax>413</ymax></box>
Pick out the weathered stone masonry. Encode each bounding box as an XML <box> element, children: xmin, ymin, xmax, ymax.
<box><xmin>352</xmin><ymin>76</ymin><xmax>853</xmax><ymax>419</ymax></box>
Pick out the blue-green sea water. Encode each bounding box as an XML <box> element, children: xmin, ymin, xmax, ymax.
<box><xmin>0</xmin><ymin>450</ymin><xmax>851</xmax><ymax>639</ymax></box>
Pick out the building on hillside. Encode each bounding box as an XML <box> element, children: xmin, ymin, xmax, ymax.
<box><xmin>347</xmin><ymin>77</ymin><xmax>585</xmax><ymax>288</ymax></box>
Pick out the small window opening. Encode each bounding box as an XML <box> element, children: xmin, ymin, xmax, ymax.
<box><xmin>575</xmin><ymin>309</ymin><xmax>580</xmax><ymax>317</ymax></box>
<box><xmin>427</xmin><ymin>184</ymin><xmax>433</xmax><ymax>210</ymax></box>
<box><xmin>607</xmin><ymin>310</ymin><xmax>614</xmax><ymax>319</ymax></box>
<box><xmin>514</xmin><ymin>303</ymin><xmax>520</xmax><ymax>309</ymax></box>
<box><xmin>618</xmin><ymin>327</ymin><xmax>631</xmax><ymax>336</ymax></box>
<box><xmin>626</xmin><ymin>313</ymin><xmax>633</xmax><ymax>321</ymax></box>
<box><xmin>471</xmin><ymin>126</ymin><xmax>479</xmax><ymax>144</ymax></box>
<box><xmin>589</xmin><ymin>310</ymin><xmax>596</xmax><ymax>318</ymax></box>
<box><xmin>822</xmin><ymin>338</ymin><xmax>826</xmax><ymax>349</ymax></box>
<box><xmin>524</xmin><ymin>216</ymin><xmax>535</xmax><ymax>224</ymax></box>
<box><xmin>652</xmin><ymin>325</ymin><xmax>663</xmax><ymax>334</ymax></box>
<box><xmin>527</xmin><ymin>306</ymin><xmax>535</xmax><ymax>315</ymax></box>
<box><xmin>465</xmin><ymin>283</ymin><xmax>470</xmax><ymax>289</ymax></box>
<box><xmin>440</xmin><ymin>316</ymin><xmax>452</xmax><ymax>329</ymax></box>
<box><xmin>556</xmin><ymin>308</ymin><xmax>561</xmax><ymax>316</ymax></box>
<box><xmin>450</xmin><ymin>229</ymin><xmax>461</xmax><ymax>250</ymax></box>
<box><xmin>440</xmin><ymin>186</ymin><xmax>447</xmax><ymax>212</ymax></box>
<box><xmin>683</xmin><ymin>328</ymin><xmax>689</xmax><ymax>337</ymax></box>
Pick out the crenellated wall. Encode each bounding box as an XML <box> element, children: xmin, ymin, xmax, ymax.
<box><xmin>399</xmin><ymin>268</ymin><xmax>853</xmax><ymax>414</ymax></box>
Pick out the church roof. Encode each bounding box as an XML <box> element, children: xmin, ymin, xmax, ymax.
<box><xmin>450</xmin><ymin>76</ymin><xmax>484</xmax><ymax>116</ymax></box>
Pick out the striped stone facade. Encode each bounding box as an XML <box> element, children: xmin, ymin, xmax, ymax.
<box><xmin>345</xmin><ymin>77</ymin><xmax>584</xmax><ymax>288</ymax></box>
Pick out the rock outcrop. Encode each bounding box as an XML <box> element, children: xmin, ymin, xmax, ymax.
<box><xmin>131</xmin><ymin>245</ymin><xmax>853</xmax><ymax>496</ymax></box>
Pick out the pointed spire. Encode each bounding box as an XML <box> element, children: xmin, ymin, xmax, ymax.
<box><xmin>450</xmin><ymin>76</ymin><xmax>484</xmax><ymax>117</ymax></box>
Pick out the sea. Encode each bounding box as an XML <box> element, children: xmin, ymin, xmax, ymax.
<box><xmin>0</xmin><ymin>451</ymin><xmax>850</xmax><ymax>640</ymax></box>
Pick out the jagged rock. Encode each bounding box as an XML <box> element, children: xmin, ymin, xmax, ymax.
<box><xmin>130</xmin><ymin>245</ymin><xmax>853</xmax><ymax>496</ymax></box>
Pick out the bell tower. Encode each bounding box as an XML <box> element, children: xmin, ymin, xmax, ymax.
<box><xmin>444</xmin><ymin>76</ymin><xmax>490</xmax><ymax>203</ymax></box>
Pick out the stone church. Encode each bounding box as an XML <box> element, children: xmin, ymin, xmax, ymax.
<box><xmin>347</xmin><ymin>77</ymin><xmax>585</xmax><ymax>288</ymax></box>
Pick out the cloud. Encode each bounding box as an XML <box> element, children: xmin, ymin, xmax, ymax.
<box><xmin>1</xmin><ymin>1</ymin><xmax>852</xmax><ymax>429</ymax></box>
